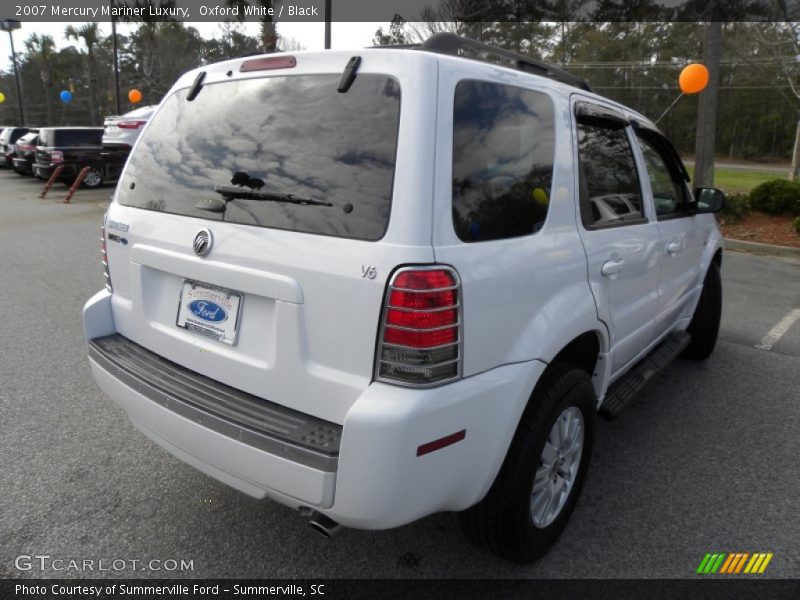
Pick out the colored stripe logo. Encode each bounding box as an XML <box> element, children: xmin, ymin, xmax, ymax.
<box><xmin>696</xmin><ymin>552</ymin><xmax>773</xmax><ymax>574</ymax></box>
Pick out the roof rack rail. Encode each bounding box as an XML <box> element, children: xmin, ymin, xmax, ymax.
<box><xmin>415</xmin><ymin>33</ymin><xmax>592</xmax><ymax>92</ymax></box>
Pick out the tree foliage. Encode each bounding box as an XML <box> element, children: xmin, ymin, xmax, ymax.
<box><xmin>374</xmin><ymin>18</ymin><xmax>800</xmax><ymax>160</ymax></box>
<box><xmin>0</xmin><ymin>21</ymin><xmax>269</xmax><ymax>125</ymax></box>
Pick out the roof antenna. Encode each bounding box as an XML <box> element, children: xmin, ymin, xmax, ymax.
<box><xmin>337</xmin><ymin>56</ymin><xmax>361</xmax><ymax>93</ymax></box>
<box><xmin>186</xmin><ymin>71</ymin><xmax>206</xmax><ymax>102</ymax></box>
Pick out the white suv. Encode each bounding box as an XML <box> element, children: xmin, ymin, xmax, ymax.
<box><xmin>83</xmin><ymin>34</ymin><xmax>724</xmax><ymax>563</ymax></box>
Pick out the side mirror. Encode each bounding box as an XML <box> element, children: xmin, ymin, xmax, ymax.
<box><xmin>691</xmin><ymin>187</ymin><xmax>725</xmax><ymax>214</ymax></box>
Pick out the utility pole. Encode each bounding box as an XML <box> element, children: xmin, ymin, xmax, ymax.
<box><xmin>0</xmin><ymin>20</ymin><xmax>25</xmax><ymax>125</ymax></box>
<box><xmin>111</xmin><ymin>0</ymin><xmax>121</xmax><ymax>115</ymax></box>
<box><xmin>693</xmin><ymin>19</ymin><xmax>722</xmax><ymax>188</ymax></box>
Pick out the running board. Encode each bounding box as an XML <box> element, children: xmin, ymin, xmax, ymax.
<box><xmin>598</xmin><ymin>331</ymin><xmax>691</xmax><ymax>421</ymax></box>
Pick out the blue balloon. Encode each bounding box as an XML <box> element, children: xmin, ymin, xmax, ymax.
<box><xmin>59</xmin><ymin>90</ymin><xmax>72</xmax><ymax>104</ymax></box>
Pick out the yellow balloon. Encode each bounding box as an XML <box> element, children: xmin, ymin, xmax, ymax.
<box><xmin>679</xmin><ymin>63</ymin><xmax>709</xmax><ymax>94</ymax></box>
<box><xmin>0</xmin><ymin>92</ymin><xmax>5</xmax><ymax>104</ymax></box>
<box><xmin>532</xmin><ymin>187</ymin><xmax>549</xmax><ymax>206</ymax></box>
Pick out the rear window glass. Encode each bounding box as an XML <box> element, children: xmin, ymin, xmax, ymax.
<box><xmin>41</xmin><ymin>129</ymin><xmax>102</xmax><ymax>147</ymax></box>
<box><xmin>452</xmin><ymin>80</ymin><xmax>555</xmax><ymax>242</ymax></box>
<box><xmin>118</xmin><ymin>74</ymin><xmax>401</xmax><ymax>241</ymax></box>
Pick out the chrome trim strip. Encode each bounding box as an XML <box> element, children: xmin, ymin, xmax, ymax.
<box><xmin>379</xmin><ymin>357</ymin><xmax>460</xmax><ymax>369</ymax></box>
<box><xmin>381</xmin><ymin>340</ymin><xmax>460</xmax><ymax>352</ymax></box>
<box><xmin>383</xmin><ymin>322</ymin><xmax>460</xmax><ymax>333</ymax></box>
<box><xmin>389</xmin><ymin>284</ymin><xmax>460</xmax><ymax>293</ymax></box>
<box><xmin>384</xmin><ymin>303</ymin><xmax>461</xmax><ymax>313</ymax></box>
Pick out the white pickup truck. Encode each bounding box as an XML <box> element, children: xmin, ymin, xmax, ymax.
<box><xmin>83</xmin><ymin>34</ymin><xmax>724</xmax><ymax>563</ymax></box>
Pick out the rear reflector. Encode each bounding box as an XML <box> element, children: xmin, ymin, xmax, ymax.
<box><xmin>240</xmin><ymin>56</ymin><xmax>297</xmax><ymax>72</ymax></box>
<box><xmin>375</xmin><ymin>266</ymin><xmax>462</xmax><ymax>387</ymax></box>
<box><xmin>417</xmin><ymin>430</ymin><xmax>466</xmax><ymax>456</ymax></box>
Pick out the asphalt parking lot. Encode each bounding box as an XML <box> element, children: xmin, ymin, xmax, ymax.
<box><xmin>1</xmin><ymin>170</ymin><xmax>798</xmax><ymax>580</ymax></box>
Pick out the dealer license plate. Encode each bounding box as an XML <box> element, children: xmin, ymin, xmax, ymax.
<box><xmin>176</xmin><ymin>280</ymin><xmax>243</xmax><ymax>345</ymax></box>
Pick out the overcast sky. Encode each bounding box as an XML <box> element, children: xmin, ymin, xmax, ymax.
<box><xmin>0</xmin><ymin>21</ymin><xmax>386</xmax><ymax>72</ymax></box>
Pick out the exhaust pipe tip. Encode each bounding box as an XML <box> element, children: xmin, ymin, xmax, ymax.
<box><xmin>306</xmin><ymin>511</ymin><xmax>342</xmax><ymax>539</ymax></box>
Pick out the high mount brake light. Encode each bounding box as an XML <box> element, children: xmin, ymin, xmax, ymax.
<box><xmin>375</xmin><ymin>267</ymin><xmax>462</xmax><ymax>387</ymax></box>
<box><xmin>240</xmin><ymin>56</ymin><xmax>297</xmax><ymax>72</ymax></box>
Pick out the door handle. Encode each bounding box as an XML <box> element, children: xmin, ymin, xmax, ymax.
<box><xmin>601</xmin><ymin>259</ymin><xmax>625</xmax><ymax>276</ymax></box>
<box><xmin>666</xmin><ymin>241</ymin><xmax>681</xmax><ymax>255</ymax></box>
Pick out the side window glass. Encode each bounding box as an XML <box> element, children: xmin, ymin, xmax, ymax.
<box><xmin>636</xmin><ymin>133</ymin><xmax>687</xmax><ymax>217</ymax></box>
<box><xmin>576</xmin><ymin>119</ymin><xmax>643</xmax><ymax>227</ymax></box>
<box><xmin>452</xmin><ymin>80</ymin><xmax>556</xmax><ymax>243</ymax></box>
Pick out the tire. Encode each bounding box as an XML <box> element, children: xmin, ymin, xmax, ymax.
<box><xmin>681</xmin><ymin>261</ymin><xmax>722</xmax><ymax>360</ymax></box>
<box><xmin>458</xmin><ymin>362</ymin><xmax>596</xmax><ymax>563</ymax></box>
<box><xmin>81</xmin><ymin>166</ymin><xmax>104</xmax><ymax>189</ymax></box>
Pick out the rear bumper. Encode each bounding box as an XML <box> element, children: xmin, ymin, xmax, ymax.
<box><xmin>12</xmin><ymin>158</ymin><xmax>32</xmax><ymax>173</ymax></box>
<box><xmin>33</xmin><ymin>163</ymin><xmax>77</xmax><ymax>180</ymax></box>
<box><xmin>83</xmin><ymin>289</ymin><xmax>545</xmax><ymax>529</ymax></box>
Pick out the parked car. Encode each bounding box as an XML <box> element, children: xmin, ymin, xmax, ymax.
<box><xmin>0</xmin><ymin>126</ymin><xmax>31</xmax><ymax>168</ymax></box>
<box><xmin>82</xmin><ymin>34</ymin><xmax>725</xmax><ymax>563</ymax></box>
<box><xmin>32</xmin><ymin>127</ymin><xmax>105</xmax><ymax>187</ymax></box>
<box><xmin>100</xmin><ymin>105</ymin><xmax>157</xmax><ymax>182</ymax></box>
<box><xmin>11</xmin><ymin>131</ymin><xmax>39</xmax><ymax>175</ymax></box>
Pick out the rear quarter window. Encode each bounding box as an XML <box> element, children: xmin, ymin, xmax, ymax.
<box><xmin>452</xmin><ymin>80</ymin><xmax>556</xmax><ymax>243</ymax></box>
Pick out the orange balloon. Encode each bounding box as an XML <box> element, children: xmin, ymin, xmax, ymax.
<box><xmin>128</xmin><ymin>89</ymin><xmax>143</xmax><ymax>104</ymax></box>
<box><xmin>679</xmin><ymin>63</ymin><xmax>709</xmax><ymax>94</ymax></box>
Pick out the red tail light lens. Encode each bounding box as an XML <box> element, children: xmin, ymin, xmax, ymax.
<box><xmin>117</xmin><ymin>120</ymin><xmax>147</xmax><ymax>129</ymax></box>
<box><xmin>51</xmin><ymin>150</ymin><xmax>63</xmax><ymax>164</ymax></box>
<box><xmin>376</xmin><ymin>267</ymin><xmax>462</xmax><ymax>386</ymax></box>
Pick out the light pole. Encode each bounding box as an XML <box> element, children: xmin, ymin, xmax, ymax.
<box><xmin>0</xmin><ymin>19</ymin><xmax>25</xmax><ymax>125</ymax></box>
<box><xmin>110</xmin><ymin>0</ymin><xmax>121</xmax><ymax>114</ymax></box>
<box><xmin>324</xmin><ymin>0</ymin><xmax>331</xmax><ymax>49</ymax></box>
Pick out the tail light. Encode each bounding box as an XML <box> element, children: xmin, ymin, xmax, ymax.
<box><xmin>50</xmin><ymin>150</ymin><xmax>63</xmax><ymax>164</ymax></box>
<box><xmin>117</xmin><ymin>120</ymin><xmax>147</xmax><ymax>129</ymax></box>
<box><xmin>100</xmin><ymin>215</ymin><xmax>112</xmax><ymax>292</ymax></box>
<box><xmin>375</xmin><ymin>266</ymin><xmax>462</xmax><ymax>386</ymax></box>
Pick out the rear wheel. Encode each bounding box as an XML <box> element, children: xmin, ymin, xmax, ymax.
<box><xmin>681</xmin><ymin>261</ymin><xmax>722</xmax><ymax>360</ymax></box>
<box><xmin>81</xmin><ymin>166</ymin><xmax>104</xmax><ymax>189</ymax></box>
<box><xmin>458</xmin><ymin>363</ymin><xmax>596</xmax><ymax>563</ymax></box>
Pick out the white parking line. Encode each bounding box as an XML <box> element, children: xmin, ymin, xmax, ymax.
<box><xmin>755</xmin><ymin>308</ymin><xmax>800</xmax><ymax>351</ymax></box>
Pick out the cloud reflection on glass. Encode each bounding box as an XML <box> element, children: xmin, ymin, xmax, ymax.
<box><xmin>119</xmin><ymin>74</ymin><xmax>401</xmax><ymax>241</ymax></box>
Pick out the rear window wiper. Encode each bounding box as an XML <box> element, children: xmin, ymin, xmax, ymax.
<box><xmin>214</xmin><ymin>185</ymin><xmax>334</xmax><ymax>207</ymax></box>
